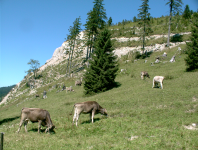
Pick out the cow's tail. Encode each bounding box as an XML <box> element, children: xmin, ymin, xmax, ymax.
<box><xmin>69</xmin><ymin>104</ymin><xmax>75</xmax><ymax>115</ymax></box>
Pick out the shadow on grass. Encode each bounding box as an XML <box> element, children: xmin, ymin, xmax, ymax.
<box><xmin>29</xmin><ymin>128</ymin><xmax>56</xmax><ymax>134</ymax></box>
<box><xmin>81</xmin><ymin>118</ymin><xmax>101</xmax><ymax>125</ymax></box>
<box><xmin>0</xmin><ymin>116</ymin><xmax>20</xmax><ymax>125</ymax></box>
<box><xmin>83</xmin><ymin>82</ymin><xmax>122</xmax><ymax>96</ymax></box>
<box><xmin>108</xmin><ymin>82</ymin><xmax>122</xmax><ymax>91</ymax></box>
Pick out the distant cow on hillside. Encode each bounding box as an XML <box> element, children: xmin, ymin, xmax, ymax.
<box><xmin>71</xmin><ymin>101</ymin><xmax>108</xmax><ymax>126</ymax></box>
<box><xmin>66</xmin><ymin>86</ymin><xmax>74</xmax><ymax>93</ymax></box>
<box><xmin>75</xmin><ymin>77</ymin><xmax>83</xmax><ymax>86</ymax></box>
<box><xmin>152</xmin><ymin>76</ymin><xmax>165</xmax><ymax>89</ymax></box>
<box><xmin>141</xmin><ymin>71</ymin><xmax>150</xmax><ymax>80</ymax></box>
<box><xmin>17</xmin><ymin>108</ymin><xmax>55</xmax><ymax>133</ymax></box>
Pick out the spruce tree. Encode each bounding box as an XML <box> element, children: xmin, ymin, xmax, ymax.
<box><xmin>107</xmin><ymin>17</ymin><xmax>112</xmax><ymax>26</ymax></box>
<box><xmin>65</xmin><ymin>17</ymin><xmax>81</xmax><ymax>77</ymax></box>
<box><xmin>166</xmin><ymin>0</ymin><xmax>183</xmax><ymax>47</ymax></box>
<box><xmin>183</xmin><ymin>4</ymin><xmax>191</xmax><ymax>19</ymax></box>
<box><xmin>84</xmin><ymin>29</ymin><xmax>118</xmax><ymax>95</ymax></box>
<box><xmin>84</xmin><ymin>0</ymin><xmax>107</xmax><ymax>66</ymax></box>
<box><xmin>138</xmin><ymin>0</ymin><xmax>152</xmax><ymax>54</ymax></box>
<box><xmin>185</xmin><ymin>13</ymin><xmax>198</xmax><ymax>71</ymax></box>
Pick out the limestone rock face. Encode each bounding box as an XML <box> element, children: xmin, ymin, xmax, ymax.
<box><xmin>46</xmin><ymin>42</ymin><xmax>68</xmax><ymax>63</ymax></box>
<box><xmin>40</xmin><ymin>31</ymin><xmax>86</xmax><ymax>71</ymax></box>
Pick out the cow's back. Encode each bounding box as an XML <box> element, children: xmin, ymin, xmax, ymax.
<box><xmin>21</xmin><ymin>108</ymin><xmax>47</xmax><ymax>122</ymax></box>
<box><xmin>75</xmin><ymin>101</ymin><xmax>100</xmax><ymax>113</ymax></box>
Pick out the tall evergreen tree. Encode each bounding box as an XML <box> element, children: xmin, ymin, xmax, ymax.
<box><xmin>107</xmin><ymin>17</ymin><xmax>112</xmax><ymax>26</ymax></box>
<box><xmin>66</xmin><ymin>17</ymin><xmax>81</xmax><ymax>77</ymax></box>
<box><xmin>84</xmin><ymin>29</ymin><xmax>118</xmax><ymax>95</ymax></box>
<box><xmin>65</xmin><ymin>34</ymin><xmax>72</xmax><ymax>76</ymax></box>
<box><xmin>185</xmin><ymin>13</ymin><xmax>198</xmax><ymax>71</ymax></box>
<box><xmin>166</xmin><ymin>0</ymin><xmax>183</xmax><ymax>47</ymax></box>
<box><xmin>84</xmin><ymin>0</ymin><xmax>107</xmax><ymax>67</ymax></box>
<box><xmin>183</xmin><ymin>4</ymin><xmax>191</xmax><ymax>19</ymax></box>
<box><xmin>138</xmin><ymin>0</ymin><xmax>152</xmax><ymax>54</ymax></box>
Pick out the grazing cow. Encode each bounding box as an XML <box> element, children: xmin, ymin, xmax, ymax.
<box><xmin>152</xmin><ymin>76</ymin><xmax>165</xmax><ymax>89</ymax></box>
<box><xmin>43</xmin><ymin>90</ymin><xmax>47</xmax><ymax>99</ymax></box>
<box><xmin>17</xmin><ymin>108</ymin><xmax>55</xmax><ymax>133</ymax></box>
<box><xmin>162</xmin><ymin>52</ymin><xmax>167</xmax><ymax>57</ymax></box>
<box><xmin>141</xmin><ymin>71</ymin><xmax>150</xmax><ymax>80</ymax></box>
<box><xmin>71</xmin><ymin>101</ymin><xmax>108</xmax><ymax>126</ymax></box>
<box><xmin>75</xmin><ymin>77</ymin><xmax>83</xmax><ymax>86</ymax></box>
<box><xmin>155</xmin><ymin>58</ymin><xmax>160</xmax><ymax>63</ymax></box>
<box><xmin>66</xmin><ymin>86</ymin><xmax>74</xmax><ymax>93</ymax></box>
<box><xmin>170</xmin><ymin>55</ymin><xmax>176</xmax><ymax>62</ymax></box>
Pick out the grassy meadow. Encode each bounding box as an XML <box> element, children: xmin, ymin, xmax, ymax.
<box><xmin>1</xmin><ymin>44</ymin><xmax>198</xmax><ymax>149</ymax></box>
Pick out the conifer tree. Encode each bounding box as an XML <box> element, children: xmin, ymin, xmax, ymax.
<box><xmin>183</xmin><ymin>4</ymin><xmax>191</xmax><ymax>19</ymax></box>
<box><xmin>65</xmin><ymin>17</ymin><xmax>81</xmax><ymax>77</ymax></box>
<box><xmin>166</xmin><ymin>0</ymin><xmax>183</xmax><ymax>47</ymax></box>
<box><xmin>107</xmin><ymin>17</ymin><xmax>112</xmax><ymax>26</ymax></box>
<box><xmin>185</xmin><ymin>13</ymin><xmax>198</xmax><ymax>71</ymax></box>
<box><xmin>84</xmin><ymin>29</ymin><xmax>118</xmax><ymax>95</ymax></box>
<box><xmin>138</xmin><ymin>0</ymin><xmax>152</xmax><ymax>54</ymax></box>
<box><xmin>84</xmin><ymin>0</ymin><xmax>107</xmax><ymax>66</ymax></box>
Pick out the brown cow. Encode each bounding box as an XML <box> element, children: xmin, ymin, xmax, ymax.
<box><xmin>71</xmin><ymin>101</ymin><xmax>108</xmax><ymax>126</ymax></box>
<box><xmin>17</xmin><ymin>108</ymin><xmax>55</xmax><ymax>133</ymax></box>
<box><xmin>75</xmin><ymin>77</ymin><xmax>83</xmax><ymax>86</ymax></box>
<box><xmin>141</xmin><ymin>71</ymin><xmax>150</xmax><ymax>80</ymax></box>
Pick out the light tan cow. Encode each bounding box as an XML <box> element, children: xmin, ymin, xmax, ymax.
<box><xmin>71</xmin><ymin>101</ymin><xmax>108</xmax><ymax>126</ymax></box>
<box><xmin>66</xmin><ymin>86</ymin><xmax>74</xmax><ymax>93</ymax></box>
<box><xmin>152</xmin><ymin>76</ymin><xmax>165</xmax><ymax>89</ymax></box>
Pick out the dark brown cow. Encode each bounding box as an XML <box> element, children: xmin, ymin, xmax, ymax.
<box><xmin>17</xmin><ymin>108</ymin><xmax>55</xmax><ymax>133</ymax></box>
<box><xmin>71</xmin><ymin>101</ymin><xmax>108</xmax><ymax>126</ymax></box>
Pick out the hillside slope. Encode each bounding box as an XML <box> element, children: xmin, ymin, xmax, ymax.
<box><xmin>1</xmin><ymin>43</ymin><xmax>198</xmax><ymax>149</ymax></box>
<box><xmin>1</xmin><ymin>15</ymin><xmax>198</xmax><ymax>149</ymax></box>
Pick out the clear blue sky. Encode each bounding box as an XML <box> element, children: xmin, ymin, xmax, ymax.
<box><xmin>0</xmin><ymin>0</ymin><xmax>197</xmax><ymax>87</ymax></box>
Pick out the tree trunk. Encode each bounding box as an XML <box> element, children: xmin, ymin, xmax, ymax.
<box><xmin>167</xmin><ymin>2</ymin><xmax>172</xmax><ymax>47</ymax></box>
<box><xmin>66</xmin><ymin>46</ymin><xmax>71</xmax><ymax>77</ymax></box>
<box><xmin>69</xmin><ymin>39</ymin><xmax>76</xmax><ymax>76</ymax></box>
<box><xmin>142</xmin><ymin>23</ymin><xmax>145</xmax><ymax>54</ymax></box>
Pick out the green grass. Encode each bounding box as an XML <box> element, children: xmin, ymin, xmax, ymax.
<box><xmin>1</xmin><ymin>44</ymin><xmax>198</xmax><ymax>149</ymax></box>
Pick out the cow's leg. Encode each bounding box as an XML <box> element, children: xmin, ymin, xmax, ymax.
<box><xmin>45</xmin><ymin>127</ymin><xmax>50</xmax><ymax>133</ymax></box>
<box><xmin>152</xmin><ymin>80</ymin><xmax>155</xmax><ymax>88</ymax></box>
<box><xmin>24</xmin><ymin>120</ymin><xmax>29</xmax><ymax>132</ymax></box>
<box><xmin>91</xmin><ymin>110</ymin><xmax>95</xmax><ymax>123</ymax></box>
<box><xmin>73</xmin><ymin>108</ymin><xmax>77</xmax><ymax>125</ymax></box>
<box><xmin>38</xmin><ymin>120</ymin><xmax>42</xmax><ymax>133</ymax></box>
<box><xmin>17</xmin><ymin>119</ymin><xmax>24</xmax><ymax>133</ymax></box>
<box><xmin>161</xmin><ymin>82</ymin><xmax>163</xmax><ymax>89</ymax></box>
<box><xmin>75</xmin><ymin>110</ymin><xmax>80</xmax><ymax>126</ymax></box>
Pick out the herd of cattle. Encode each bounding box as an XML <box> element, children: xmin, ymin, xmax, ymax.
<box><xmin>17</xmin><ymin>101</ymin><xmax>107</xmax><ymax>133</ymax></box>
<box><xmin>17</xmin><ymin>71</ymin><xmax>164</xmax><ymax>134</ymax></box>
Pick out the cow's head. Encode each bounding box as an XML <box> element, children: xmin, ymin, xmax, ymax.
<box><xmin>101</xmin><ymin>108</ymin><xmax>108</xmax><ymax>117</ymax></box>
